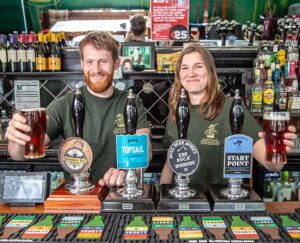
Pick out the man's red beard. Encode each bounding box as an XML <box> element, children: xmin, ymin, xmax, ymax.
<box><xmin>84</xmin><ymin>70</ymin><xmax>114</xmax><ymax>93</ymax></box>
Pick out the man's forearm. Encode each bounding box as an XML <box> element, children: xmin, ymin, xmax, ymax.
<box><xmin>8</xmin><ymin>141</ymin><xmax>26</xmax><ymax>161</ymax></box>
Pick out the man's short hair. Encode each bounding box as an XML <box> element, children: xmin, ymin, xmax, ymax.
<box><xmin>79</xmin><ymin>31</ymin><xmax>120</xmax><ymax>61</ymax></box>
<box><xmin>130</xmin><ymin>14</ymin><xmax>147</xmax><ymax>37</ymax></box>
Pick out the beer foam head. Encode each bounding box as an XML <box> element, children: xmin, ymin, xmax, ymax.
<box><xmin>263</xmin><ymin>112</ymin><xmax>290</xmax><ymax>121</ymax></box>
<box><xmin>20</xmin><ymin>107</ymin><xmax>46</xmax><ymax>112</ymax></box>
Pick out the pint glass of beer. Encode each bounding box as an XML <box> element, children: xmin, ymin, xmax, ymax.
<box><xmin>263</xmin><ymin>112</ymin><xmax>290</xmax><ymax>164</ymax></box>
<box><xmin>20</xmin><ymin>108</ymin><xmax>47</xmax><ymax>159</ymax></box>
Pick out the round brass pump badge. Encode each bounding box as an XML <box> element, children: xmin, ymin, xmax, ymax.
<box><xmin>58</xmin><ymin>137</ymin><xmax>93</xmax><ymax>174</ymax></box>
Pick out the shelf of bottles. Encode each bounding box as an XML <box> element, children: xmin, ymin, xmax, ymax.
<box><xmin>0</xmin><ymin>31</ymin><xmax>67</xmax><ymax>73</ymax></box>
<box><xmin>250</xmin><ymin>16</ymin><xmax>300</xmax><ymax>114</ymax></box>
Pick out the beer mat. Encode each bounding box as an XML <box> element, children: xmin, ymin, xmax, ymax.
<box><xmin>0</xmin><ymin>213</ymin><xmax>117</xmax><ymax>242</ymax></box>
<box><xmin>230</xmin><ymin>215</ymin><xmax>260</xmax><ymax>240</ymax></box>
<box><xmin>123</xmin><ymin>216</ymin><xmax>148</xmax><ymax>240</ymax></box>
<box><xmin>202</xmin><ymin>216</ymin><xmax>227</xmax><ymax>240</ymax></box>
<box><xmin>178</xmin><ymin>216</ymin><xmax>203</xmax><ymax>240</ymax></box>
<box><xmin>77</xmin><ymin>215</ymin><xmax>104</xmax><ymax>239</ymax></box>
<box><xmin>250</xmin><ymin>216</ymin><xmax>281</xmax><ymax>240</ymax></box>
<box><xmin>22</xmin><ymin>215</ymin><xmax>54</xmax><ymax>239</ymax></box>
<box><xmin>152</xmin><ymin>216</ymin><xmax>174</xmax><ymax>240</ymax></box>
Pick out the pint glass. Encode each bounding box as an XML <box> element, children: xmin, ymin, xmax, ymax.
<box><xmin>21</xmin><ymin>108</ymin><xmax>47</xmax><ymax>159</ymax></box>
<box><xmin>263</xmin><ymin>112</ymin><xmax>290</xmax><ymax>164</ymax></box>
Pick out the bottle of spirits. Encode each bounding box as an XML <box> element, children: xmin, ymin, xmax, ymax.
<box><xmin>277</xmin><ymin>40</ymin><xmax>286</xmax><ymax>69</ymax></box>
<box><xmin>251</xmin><ymin>71</ymin><xmax>263</xmax><ymax>113</ymax></box>
<box><xmin>263</xmin><ymin>178</ymin><xmax>274</xmax><ymax>202</ymax></box>
<box><xmin>263</xmin><ymin>69</ymin><xmax>275</xmax><ymax>111</ymax></box>
<box><xmin>277</xmin><ymin>76</ymin><xmax>287</xmax><ymax>111</ymax></box>
<box><xmin>272</xmin><ymin>61</ymin><xmax>282</xmax><ymax>97</ymax></box>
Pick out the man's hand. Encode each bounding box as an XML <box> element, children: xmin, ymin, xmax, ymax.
<box><xmin>5</xmin><ymin>113</ymin><xmax>31</xmax><ymax>145</ymax></box>
<box><xmin>98</xmin><ymin>167</ymin><xmax>125</xmax><ymax>187</ymax></box>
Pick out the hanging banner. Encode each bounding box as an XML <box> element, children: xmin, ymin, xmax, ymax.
<box><xmin>151</xmin><ymin>0</ymin><xmax>189</xmax><ymax>41</ymax></box>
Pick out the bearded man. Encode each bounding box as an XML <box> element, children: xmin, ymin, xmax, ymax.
<box><xmin>6</xmin><ymin>31</ymin><xmax>151</xmax><ymax>187</ymax></box>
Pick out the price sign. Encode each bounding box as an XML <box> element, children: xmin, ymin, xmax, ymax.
<box><xmin>168</xmin><ymin>139</ymin><xmax>199</xmax><ymax>176</ymax></box>
<box><xmin>223</xmin><ymin>135</ymin><xmax>253</xmax><ymax>179</ymax></box>
<box><xmin>116</xmin><ymin>134</ymin><xmax>148</xmax><ymax>169</ymax></box>
<box><xmin>151</xmin><ymin>0</ymin><xmax>189</xmax><ymax>41</ymax></box>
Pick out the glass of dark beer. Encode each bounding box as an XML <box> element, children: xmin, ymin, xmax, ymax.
<box><xmin>20</xmin><ymin>108</ymin><xmax>47</xmax><ymax>159</ymax></box>
<box><xmin>263</xmin><ymin>112</ymin><xmax>290</xmax><ymax>164</ymax></box>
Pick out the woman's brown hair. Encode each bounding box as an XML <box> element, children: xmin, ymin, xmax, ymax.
<box><xmin>169</xmin><ymin>43</ymin><xmax>225</xmax><ymax>122</ymax></box>
<box><xmin>79</xmin><ymin>31</ymin><xmax>119</xmax><ymax>61</ymax></box>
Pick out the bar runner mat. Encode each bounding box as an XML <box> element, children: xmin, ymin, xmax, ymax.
<box><xmin>0</xmin><ymin>212</ymin><xmax>300</xmax><ymax>242</ymax></box>
<box><xmin>0</xmin><ymin>213</ymin><xmax>117</xmax><ymax>243</ymax></box>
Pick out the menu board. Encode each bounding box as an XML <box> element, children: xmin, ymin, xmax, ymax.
<box><xmin>151</xmin><ymin>0</ymin><xmax>189</xmax><ymax>41</ymax></box>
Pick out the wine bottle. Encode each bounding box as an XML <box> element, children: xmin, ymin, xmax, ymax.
<box><xmin>7</xmin><ymin>34</ymin><xmax>17</xmax><ymax>72</ymax></box>
<box><xmin>0</xmin><ymin>34</ymin><xmax>7</xmax><ymax>72</ymax></box>
<box><xmin>26</xmin><ymin>33</ymin><xmax>36</xmax><ymax>72</ymax></box>
<box><xmin>17</xmin><ymin>33</ymin><xmax>27</xmax><ymax>72</ymax></box>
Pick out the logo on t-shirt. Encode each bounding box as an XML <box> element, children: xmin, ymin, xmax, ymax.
<box><xmin>201</xmin><ymin>123</ymin><xmax>220</xmax><ymax>145</ymax></box>
<box><xmin>113</xmin><ymin>114</ymin><xmax>126</xmax><ymax>134</ymax></box>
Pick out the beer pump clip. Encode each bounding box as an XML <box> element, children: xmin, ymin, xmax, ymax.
<box><xmin>220</xmin><ymin>89</ymin><xmax>252</xmax><ymax>199</ymax></box>
<box><xmin>58</xmin><ymin>83</ymin><xmax>95</xmax><ymax>193</ymax></box>
<box><xmin>168</xmin><ymin>89</ymin><xmax>200</xmax><ymax>199</ymax></box>
<box><xmin>117</xmin><ymin>89</ymin><xmax>148</xmax><ymax>199</ymax></box>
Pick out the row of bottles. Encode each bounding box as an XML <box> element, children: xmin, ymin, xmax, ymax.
<box><xmin>263</xmin><ymin>171</ymin><xmax>300</xmax><ymax>202</ymax></box>
<box><xmin>251</xmin><ymin>38</ymin><xmax>300</xmax><ymax>113</ymax></box>
<box><xmin>0</xmin><ymin>31</ymin><xmax>67</xmax><ymax>73</ymax></box>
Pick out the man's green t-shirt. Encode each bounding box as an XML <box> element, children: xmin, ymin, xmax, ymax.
<box><xmin>46</xmin><ymin>86</ymin><xmax>149</xmax><ymax>183</ymax></box>
<box><xmin>164</xmin><ymin>97</ymin><xmax>262</xmax><ymax>185</ymax></box>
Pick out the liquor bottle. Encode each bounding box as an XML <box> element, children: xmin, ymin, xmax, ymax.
<box><xmin>17</xmin><ymin>33</ymin><xmax>27</xmax><ymax>72</ymax></box>
<box><xmin>124</xmin><ymin>89</ymin><xmax>138</xmax><ymax>135</ymax></box>
<box><xmin>48</xmin><ymin>32</ymin><xmax>61</xmax><ymax>72</ymax></box>
<box><xmin>263</xmin><ymin>69</ymin><xmax>275</xmax><ymax>112</ymax></box>
<box><xmin>230</xmin><ymin>89</ymin><xmax>244</xmax><ymax>135</ymax></box>
<box><xmin>272</xmin><ymin>61</ymin><xmax>282</xmax><ymax>97</ymax></box>
<box><xmin>251</xmin><ymin>71</ymin><xmax>263</xmax><ymax>113</ymax></box>
<box><xmin>263</xmin><ymin>178</ymin><xmax>274</xmax><ymax>202</ymax></box>
<box><xmin>273</xmin><ymin>177</ymin><xmax>282</xmax><ymax>201</ymax></box>
<box><xmin>35</xmin><ymin>33</ymin><xmax>47</xmax><ymax>72</ymax></box>
<box><xmin>277</xmin><ymin>40</ymin><xmax>286</xmax><ymax>69</ymax></box>
<box><xmin>289</xmin><ymin>174</ymin><xmax>296</xmax><ymax>201</ymax></box>
<box><xmin>0</xmin><ymin>34</ymin><xmax>7</xmax><ymax>72</ymax></box>
<box><xmin>277</xmin><ymin>76</ymin><xmax>287</xmax><ymax>111</ymax></box>
<box><xmin>270</xmin><ymin>38</ymin><xmax>279</xmax><ymax>70</ymax></box>
<box><xmin>262</xmin><ymin>46</ymin><xmax>272</xmax><ymax>68</ymax></box>
<box><xmin>259</xmin><ymin>59</ymin><xmax>267</xmax><ymax>85</ymax></box>
<box><xmin>285</xmin><ymin>60</ymin><xmax>298</xmax><ymax>92</ymax></box>
<box><xmin>176</xmin><ymin>88</ymin><xmax>189</xmax><ymax>139</ymax></box>
<box><xmin>71</xmin><ymin>83</ymin><xmax>85</xmax><ymax>138</ymax></box>
<box><xmin>26</xmin><ymin>33</ymin><xmax>36</xmax><ymax>72</ymax></box>
<box><xmin>7</xmin><ymin>34</ymin><xmax>17</xmax><ymax>72</ymax></box>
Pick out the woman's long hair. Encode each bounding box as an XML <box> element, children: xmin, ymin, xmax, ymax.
<box><xmin>169</xmin><ymin>43</ymin><xmax>225</xmax><ymax>122</ymax></box>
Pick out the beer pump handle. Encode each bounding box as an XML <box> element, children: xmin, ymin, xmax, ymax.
<box><xmin>229</xmin><ymin>89</ymin><xmax>244</xmax><ymax>135</ymax></box>
<box><xmin>72</xmin><ymin>83</ymin><xmax>85</xmax><ymax>138</ymax></box>
<box><xmin>124</xmin><ymin>89</ymin><xmax>138</xmax><ymax>135</ymax></box>
<box><xmin>176</xmin><ymin>88</ymin><xmax>190</xmax><ymax>139</ymax></box>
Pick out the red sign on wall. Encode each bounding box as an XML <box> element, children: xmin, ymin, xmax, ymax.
<box><xmin>151</xmin><ymin>0</ymin><xmax>189</xmax><ymax>41</ymax></box>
